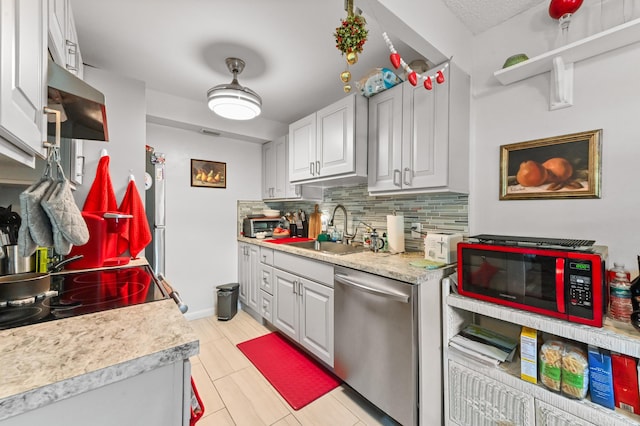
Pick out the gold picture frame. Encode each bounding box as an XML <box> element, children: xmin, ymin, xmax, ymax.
<box><xmin>191</xmin><ymin>159</ymin><xmax>226</xmax><ymax>188</ymax></box>
<box><xmin>500</xmin><ymin>129</ymin><xmax>602</xmax><ymax>200</ymax></box>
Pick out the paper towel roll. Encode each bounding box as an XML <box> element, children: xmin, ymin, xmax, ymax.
<box><xmin>386</xmin><ymin>215</ymin><xmax>405</xmax><ymax>253</ymax></box>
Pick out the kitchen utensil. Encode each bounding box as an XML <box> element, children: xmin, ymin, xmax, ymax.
<box><xmin>4</xmin><ymin>244</ymin><xmax>35</xmax><ymax>274</ymax></box>
<box><xmin>0</xmin><ymin>271</ymin><xmax>50</xmax><ymax>301</ymax></box>
<box><xmin>308</xmin><ymin>204</ymin><xmax>322</xmax><ymax>240</ymax></box>
<box><xmin>41</xmin><ymin>173</ymin><xmax>89</xmax><ymax>255</ymax></box>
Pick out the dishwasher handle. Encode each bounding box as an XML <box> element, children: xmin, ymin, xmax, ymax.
<box><xmin>334</xmin><ymin>273</ymin><xmax>410</xmax><ymax>303</ymax></box>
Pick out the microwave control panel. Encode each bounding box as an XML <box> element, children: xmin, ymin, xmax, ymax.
<box><xmin>567</xmin><ymin>260</ymin><xmax>594</xmax><ymax>319</ymax></box>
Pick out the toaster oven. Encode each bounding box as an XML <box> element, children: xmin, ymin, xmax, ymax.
<box><xmin>242</xmin><ymin>217</ymin><xmax>281</xmax><ymax>237</ymax></box>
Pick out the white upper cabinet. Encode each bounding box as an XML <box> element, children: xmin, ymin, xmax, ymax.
<box><xmin>289</xmin><ymin>93</ymin><xmax>367</xmax><ymax>184</ymax></box>
<box><xmin>263</xmin><ymin>134</ymin><xmax>323</xmax><ymax>201</ymax></box>
<box><xmin>368</xmin><ymin>64</ymin><xmax>470</xmax><ymax>195</ymax></box>
<box><xmin>0</xmin><ymin>0</ymin><xmax>48</xmax><ymax>167</ymax></box>
<box><xmin>48</xmin><ymin>0</ymin><xmax>83</xmax><ymax>77</ymax></box>
<box><xmin>262</xmin><ymin>136</ymin><xmax>288</xmax><ymax>200</ymax></box>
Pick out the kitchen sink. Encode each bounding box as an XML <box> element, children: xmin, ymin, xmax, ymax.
<box><xmin>285</xmin><ymin>240</ymin><xmax>363</xmax><ymax>255</ymax></box>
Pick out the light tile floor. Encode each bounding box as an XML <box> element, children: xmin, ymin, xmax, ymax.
<box><xmin>189</xmin><ymin>310</ymin><xmax>398</xmax><ymax>426</ymax></box>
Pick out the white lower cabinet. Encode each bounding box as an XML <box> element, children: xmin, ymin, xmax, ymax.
<box><xmin>237</xmin><ymin>242</ymin><xmax>259</xmax><ymax>313</ymax></box>
<box><xmin>272</xmin><ymin>268</ymin><xmax>334</xmax><ymax>367</ymax></box>
<box><xmin>448</xmin><ymin>360</ymin><xmax>535</xmax><ymax>426</ymax></box>
<box><xmin>0</xmin><ymin>360</ymin><xmax>191</xmax><ymax>426</ymax></box>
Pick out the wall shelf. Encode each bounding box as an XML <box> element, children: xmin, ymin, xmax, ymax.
<box><xmin>494</xmin><ymin>17</ymin><xmax>640</xmax><ymax>85</ymax></box>
<box><xmin>447</xmin><ymin>293</ymin><xmax>640</xmax><ymax>358</ymax></box>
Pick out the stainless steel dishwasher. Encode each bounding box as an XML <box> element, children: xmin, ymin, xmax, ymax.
<box><xmin>334</xmin><ymin>266</ymin><xmax>418</xmax><ymax>426</ymax></box>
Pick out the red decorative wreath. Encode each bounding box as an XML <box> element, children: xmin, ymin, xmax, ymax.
<box><xmin>334</xmin><ymin>14</ymin><xmax>368</xmax><ymax>55</ymax></box>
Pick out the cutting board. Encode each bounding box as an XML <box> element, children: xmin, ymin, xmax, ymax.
<box><xmin>308</xmin><ymin>204</ymin><xmax>322</xmax><ymax>240</ymax></box>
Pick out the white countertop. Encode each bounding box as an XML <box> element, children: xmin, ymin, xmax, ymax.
<box><xmin>238</xmin><ymin>236</ymin><xmax>454</xmax><ymax>284</ymax></box>
<box><xmin>0</xmin><ymin>276</ymin><xmax>198</xmax><ymax>421</ymax></box>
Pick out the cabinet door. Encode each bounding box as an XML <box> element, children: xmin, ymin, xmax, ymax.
<box><xmin>448</xmin><ymin>361</ymin><xmax>535</xmax><ymax>426</ymax></box>
<box><xmin>237</xmin><ymin>244</ymin><xmax>248</xmax><ymax>303</ymax></box>
<box><xmin>272</xmin><ymin>135</ymin><xmax>287</xmax><ymax>199</ymax></box>
<box><xmin>260</xmin><ymin>291</ymin><xmax>273</xmax><ymax>323</ymax></box>
<box><xmin>288</xmin><ymin>113</ymin><xmax>316</xmax><ymax>182</ymax></box>
<box><xmin>367</xmin><ymin>84</ymin><xmax>403</xmax><ymax>192</ymax></box>
<box><xmin>401</xmin><ymin>68</ymin><xmax>450</xmax><ymax>190</ymax></box>
<box><xmin>64</xmin><ymin>2</ymin><xmax>83</xmax><ymax>78</ymax></box>
<box><xmin>316</xmin><ymin>95</ymin><xmax>354</xmax><ymax>179</ymax></box>
<box><xmin>262</xmin><ymin>141</ymin><xmax>275</xmax><ymax>199</ymax></box>
<box><xmin>247</xmin><ymin>244</ymin><xmax>260</xmax><ymax>312</ymax></box>
<box><xmin>535</xmin><ymin>400</ymin><xmax>596</xmax><ymax>426</ymax></box>
<box><xmin>48</xmin><ymin>0</ymin><xmax>67</xmax><ymax>65</ymax></box>
<box><xmin>272</xmin><ymin>269</ymin><xmax>299</xmax><ymax>341</ymax></box>
<box><xmin>299</xmin><ymin>278</ymin><xmax>334</xmax><ymax>367</ymax></box>
<box><xmin>0</xmin><ymin>0</ymin><xmax>47</xmax><ymax>165</ymax></box>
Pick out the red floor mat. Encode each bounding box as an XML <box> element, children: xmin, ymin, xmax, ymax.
<box><xmin>236</xmin><ymin>332</ymin><xmax>340</xmax><ymax>410</ymax></box>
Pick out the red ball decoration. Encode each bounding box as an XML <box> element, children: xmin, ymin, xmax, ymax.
<box><xmin>436</xmin><ymin>71</ymin><xmax>445</xmax><ymax>84</ymax></box>
<box><xmin>408</xmin><ymin>71</ymin><xmax>418</xmax><ymax>86</ymax></box>
<box><xmin>548</xmin><ymin>0</ymin><xmax>583</xmax><ymax>20</ymax></box>
<box><xmin>424</xmin><ymin>76</ymin><xmax>433</xmax><ymax>91</ymax></box>
<box><xmin>390</xmin><ymin>53</ymin><xmax>401</xmax><ymax>69</ymax></box>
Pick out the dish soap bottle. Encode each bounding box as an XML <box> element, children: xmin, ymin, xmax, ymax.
<box><xmin>609</xmin><ymin>263</ymin><xmax>632</xmax><ymax>323</ymax></box>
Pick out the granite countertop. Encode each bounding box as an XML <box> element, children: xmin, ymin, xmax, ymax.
<box><xmin>238</xmin><ymin>236</ymin><xmax>454</xmax><ymax>284</ymax></box>
<box><xmin>0</xmin><ymin>297</ymin><xmax>199</xmax><ymax>421</ymax></box>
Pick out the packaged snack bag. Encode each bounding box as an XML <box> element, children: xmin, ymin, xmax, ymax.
<box><xmin>540</xmin><ymin>340</ymin><xmax>563</xmax><ymax>392</ymax></box>
<box><xmin>611</xmin><ymin>353</ymin><xmax>640</xmax><ymax>413</ymax></box>
<box><xmin>561</xmin><ymin>344</ymin><xmax>589</xmax><ymax>399</ymax></box>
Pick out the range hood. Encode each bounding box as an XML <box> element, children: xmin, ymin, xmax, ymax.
<box><xmin>47</xmin><ymin>58</ymin><xmax>109</xmax><ymax>141</ymax></box>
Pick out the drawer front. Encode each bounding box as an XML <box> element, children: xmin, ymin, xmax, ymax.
<box><xmin>260</xmin><ymin>291</ymin><xmax>273</xmax><ymax>322</ymax></box>
<box><xmin>273</xmin><ymin>251</ymin><xmax>333</xmax><ymax>287</ymax></box>
<box><xmin>260</xmin><ymin>247</ymin><xmax>274</xmax><ymax>265</ymax></box>
<box><xmin>535</xmin><ymin>401</ymin><xmax>595</xmax><ymax>426</ymax></box>
<box><xmin>448</xmin><ymin>361</ymin><xmax>534</xmax><ymax>426</ymax></box>
<box><xmin>260</xmin><ymin>265</ymin><xmax>273</xmax><ymax>295</ymax></box>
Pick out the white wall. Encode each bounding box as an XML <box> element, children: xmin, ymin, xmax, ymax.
<box><xmin>73</xmin><ymin>67</ymin><xmax>147</xmax><ymax>206</ymax></box>
<box><xmin>470</xmin><ymin>3</ymin><xmax>640</xmax><ymax>272</ymax></box>
<box><xmin>147</xmin><ymin>123</ymin><xmax>262</xmax><ymax>319</ymax></box>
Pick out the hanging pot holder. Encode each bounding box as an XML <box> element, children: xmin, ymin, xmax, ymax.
<box><xmin>41</xmin><ymin>173</ymin><xmax>89</xmax><ymax>253</ymax></box>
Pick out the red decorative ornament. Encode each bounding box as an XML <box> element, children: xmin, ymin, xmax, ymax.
<box><xmin>408</xmin><ymin>71</ymin><xmax>418</xmax><ymax>86</ymax></box>
<box><xmin>548</xmin><ymin>0</ymin><xmax>583</xmax><ymax>20</ymax></box>
<box><xmin>436</xmin><ymin>71</ymin><xmax>445</xmax><ymax>84</ymax></box>
<box><xmin>424</xmin><ymin>77</ymin><xmax>432</xmax><ymax>91</ymax></box>
<box><xmin>390</xmin><ymin>53</ymin><xmax>401</xmax><ymax>69</ymax></box>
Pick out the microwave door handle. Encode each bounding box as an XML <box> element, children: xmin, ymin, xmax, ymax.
<box><xmin>556</xmin><ymin>258</ymin><xmax>566</xmax><ymax>313</ymax></box>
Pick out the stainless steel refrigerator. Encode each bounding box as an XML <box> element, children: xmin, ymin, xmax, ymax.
<box><xmin>145</xmin><ymin>148</ymin><xmax>166</xmax><ymax>276</ymax></box>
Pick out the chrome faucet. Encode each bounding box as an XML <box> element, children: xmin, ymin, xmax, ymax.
<box><xmin>329</xmin><ymin>204</ymin><xmax>355</xmax><ymax>244</ymax></box>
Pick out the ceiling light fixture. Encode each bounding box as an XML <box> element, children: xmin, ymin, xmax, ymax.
<box><xmin>207</xmin><ymin>58</ymin><xmax>262</xmax><ymax>120</ymax></box>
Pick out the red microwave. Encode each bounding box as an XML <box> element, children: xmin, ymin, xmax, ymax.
<box><xmin>457</xmin><ymin>238</ymin><xmax>608</xmax><ymax>327</ymax></box>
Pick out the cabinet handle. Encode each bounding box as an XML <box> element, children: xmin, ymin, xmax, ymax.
<box><xmin>262</xmin><ymin>255</ymin><xmax>267</xmax><ymax>262</ymax></box>
<box><xmin>403</xmin><ymin>167</ymin><xmax>412</xmax><ymax>186</ymax></box>
<box><xmin>298</xmin><ymin>282</ymin><xmax>303</xmax><ymax>298</ymax></box>
<box><xmin>293</xmin><ymin>280</ymin><xmax>298</xmax><ymax>294</ymax></box>
<box><xmin>393</xmin><ymin>169</ymin><xmax>401</xmax><ymax>187</ymax></box>
<box><xmin>316</xmin><ymin>161</ymin><xmax>321</xmax><ymax>176</ymax></box>
<box><xmin>309</xmin><ymin>162</ymin><xmax>315</xmax><ymax>176</ymax></box>
<box><xmin>65</xmin><ymin>40</ymin><xmax>78</xmax><ymax>72</ymax></box>
<box><xmin>76</xmin><ymin>155</ymin><xmax>85</xmax><ymax>177</ymax></box>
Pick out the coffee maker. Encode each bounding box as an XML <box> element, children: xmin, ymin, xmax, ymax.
<box><xmin>66</xmin><ymin>211</ymin><xmax>132</xmax><ymax>270</ymax></box>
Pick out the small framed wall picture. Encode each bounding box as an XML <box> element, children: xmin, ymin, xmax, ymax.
<box><xmin>499</xmin><ymin>129</ymin><xmax>602</xmax><ymax>200</ymax></box>
<box><xmin>191</xmin><ymin>159</ymin><xmax>226</xmax><ymax>188</ymax></box>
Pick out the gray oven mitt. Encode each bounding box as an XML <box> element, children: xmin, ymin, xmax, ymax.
<box><xmin>41</xmin><ymin>179</ymin><xmax>89</xmax><ymax>255</ymax></box>
<box><xmin>18</xmin><ymin>178</ymin><xmax>55</xmax><ymax>255</ymax></box>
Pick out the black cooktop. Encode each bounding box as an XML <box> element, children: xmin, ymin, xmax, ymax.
<box><xmin>0</xmin><ymin>265</ymin><xmax>168</xmax><ymax>330</ymax></box>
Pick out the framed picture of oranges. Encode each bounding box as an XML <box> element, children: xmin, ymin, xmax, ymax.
<box><xmin>191</xmin><ymin>159</ymin><xmax>226</xmax><ymax>188</ymax></box>
<box><xmin>500</xmin><ymin>129</ymin><xmax>602</xmax><ymax>200</ymax></box>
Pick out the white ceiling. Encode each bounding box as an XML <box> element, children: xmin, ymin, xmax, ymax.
<box><xmin>69</xmin><ymin>0</ymin><xmax>545</xmax><ymax>127</ymax></box>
